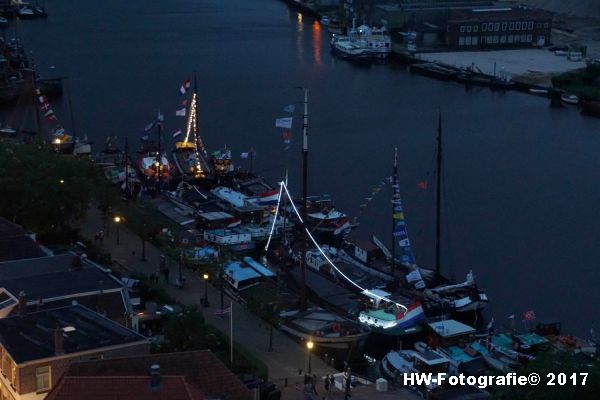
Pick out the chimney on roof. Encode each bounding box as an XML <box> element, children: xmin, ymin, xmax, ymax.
<box><xmin>54</xmin><ymin>326</ymin><xmax>65</xmax><ymax>355</ymax></box>
<box><xmin>18</xmin><ymin>291</ymin><xmax>27</xmax><ymax>317</ymax></box>
<box><xmin>149</xmin><ymin>364</ymin><xmax>161</xmax><ymax>389</ymax></box>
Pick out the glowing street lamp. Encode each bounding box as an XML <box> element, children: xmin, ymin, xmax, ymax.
<box><xmin>113</xmin><ymin>216</ymin><xmax>122</xmax><ymax>245</ymax></box>
<box><xmin>306</xmin><ymin>340</ymin><xmax>314</xmax><ymax>374</ymax></box>
<box><xmin>202</xmin><ymin>273</ymin><xmax>210</xmax><ymax>307</ymax></box>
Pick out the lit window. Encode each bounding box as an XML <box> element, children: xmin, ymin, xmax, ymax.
<box><xmin>36</xmin><ymin>366</ymin><xmax>51</xmax><ymax>392</ymax></box>
<box><xmin>502</xmin><ymin>22</ymin><xmax>507</xmax><ymax>31</ymax></box>
<box><xmin>472</xmin><ymin>37</ymin><xmax>479</xmax><ymax>46</ymax></box>
<box><xmin>465</xmin><ymin>36</ymin><xmax>472</xmax><ymax>45</ymax></box>
<box><xmin>459</xmin><ymin>36</ymin><xmax>465</xmax><ymax>46</ymax></box>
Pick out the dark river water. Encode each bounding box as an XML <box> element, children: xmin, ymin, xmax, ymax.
<box><xmin>11</xmin><ymin>0</ymin><xmax>600</xmax><ymax>336</ymax></box>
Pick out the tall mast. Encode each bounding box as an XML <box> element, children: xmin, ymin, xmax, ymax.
<box><xmin>300</xmin><ymin>87</ymin><xmax>308</xmax><ymax>311</ymax></box>
<box><xmin>31</xmin><ymin>59</ymin><xmax>40</xmax><ymax>134</ymax></box>
<box><xmin>67</xmin><ymin>81</ymin><xmax>76</xmax><ymax>140</ymax></box>
<box><xmin>124</xmin><ymin>137</ymin><xmax>129</xmax><ymax>199</ymax></box>
<box><xmin>435</xmin><ymin>112</ymin><xmax>442</xmax><ymax>278</ymax></box>
<box><xmin>391</xmin><ymin>147</ymin><xmax>397</xmax><ymax>275</ymax></box>
<box><xmin>156</xmin><ymin>112</ymin><xmax>162</xmax><ymax>194</ymax></box>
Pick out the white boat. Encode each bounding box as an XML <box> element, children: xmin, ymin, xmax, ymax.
<box><xmin>357</xmin><ymin>289</ymin><xmax>425</xmax><ymax>336</ymax></box>
<box><xmin>331</xmin><ymin>20</ymin><xmax>391</xmax><ymax>61</ymax></box>
<box><xmin>529</xmin><ymin>88</ymin><xmax>549</xmax><ymax>95</ymax></box>
<box><xmin>561</xmin><ymin>93</ymin><xmax>579</xmax><ymax>105</ymax></box>
<box><xmin>380</xmin><ymin>347</ymin><xmax>450</xmax><ymax>387</ymax></box>
<box><xmin>429</xmin><ymin>271</ymin><xmax>489</xmax><ymax>313</ymax></box>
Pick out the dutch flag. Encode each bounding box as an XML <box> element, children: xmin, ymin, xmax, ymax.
<box><xmin>259</xmin><ymin>189</ymin><xmax>280</xmax><ymax>206</ymax></box>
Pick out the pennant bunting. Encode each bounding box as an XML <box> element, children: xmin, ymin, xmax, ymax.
<box><xmin>179</xmin><ymin>78</ymin><xmax>191</xmax><ymax>95</ymax></box>
<box><xmin>275</xmin><ymin>117</ymin><xmax>293</xmax><ymax>129</ymax></box>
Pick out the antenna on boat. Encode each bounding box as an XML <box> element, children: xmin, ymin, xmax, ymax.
<box><xmin>299</xmin><ymin>86</ymin><xmax>308</xmax><ymax>310</ymax></box>
<box><xmin>435</xmin><ymin>110</ymin><xmax>443</xmax><ymax>279</ymax></box>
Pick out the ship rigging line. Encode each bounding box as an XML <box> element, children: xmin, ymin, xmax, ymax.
<box><xmin>266</xmin><ymin>180</ymin><xmax>407</xmax><ymax>312</ymax></box>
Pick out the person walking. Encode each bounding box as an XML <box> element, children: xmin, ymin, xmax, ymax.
<box><xmin>323</xmin><ymin>375</ymin><xmax>330</xmax><ymax>400</ymax></box>
<box><xmin>344</xmin><ymin>368</ymin><xmax>352</xmax><ymax>400</ymax></box>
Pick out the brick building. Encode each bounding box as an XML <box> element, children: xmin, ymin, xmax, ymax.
<box><xmin>0</xmin><ymin>304</ymin><xmax>148</xmax><ymax>400</ymax></box>
<box><xmin>447</xmin><ymin>6</ymin><xmax>553</xmax><ymax>49</ymax></box>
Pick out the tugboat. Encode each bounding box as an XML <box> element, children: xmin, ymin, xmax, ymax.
<box><xmin>280</xmin><ymin>308</ymin><xmax>370</xmax><ymax>361</ymax></box>
<box><xmin>331</xmin><ymin>19</ymin><xmax>391</xmax><ymax>61</ymax></box>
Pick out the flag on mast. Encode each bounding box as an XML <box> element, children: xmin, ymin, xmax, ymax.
<box><xmin>175</xmin><ymin>108</ymin><xmax>186</xmax><ymax>117</ymax></box>
<box><xmin>283</xmin><ymin>104</ymin><xmax>295</xmax><ymax>113</ymax></box>
<box><xmin>275</xmin><ymin>117</ymin><xmax>293</xmax><ymax>129</ymax></box>
<box><xmin>179</xmin><ymin>78</ymin><xmax>191</xmax><ymax>95</ymax></box>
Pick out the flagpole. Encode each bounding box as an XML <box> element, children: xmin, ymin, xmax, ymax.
<box><xmin>391</xmin><ymin>147</ymin><xmax>397</xmax><ymax>276</ymax></box>
<box><xmin>230</xmin><ymin>301</ymin><xmax>233</xmax><ymax>365</ymax></box>
<box><xmin>435</xmin><ymin>111</ymin><xmax>443</xmax><ymax>280</ymax></box>
<box><xmin>156</xmin><ymin>113</ymin><xmax>162</xmax><ymax>194</ymax></box>
<box><xmin>124</xmin><ymin>137</ymin><xmax>129</xmax><ymax>199</ymax></box>
<box><xmin>300</xmin><ymin>87</ymin><xmax>308</xmax><ymax>311</ymax></box>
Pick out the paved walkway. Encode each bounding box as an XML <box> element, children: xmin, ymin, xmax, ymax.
<box><xmin>81</xmin><ymin>207</ymin><xmax>335</xmax><ymax>386</ymax></box>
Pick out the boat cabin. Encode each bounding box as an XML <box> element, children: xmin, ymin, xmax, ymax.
<box><xmin>223</xmin><ymin>257</ymin><xmax>275</xmax><ymax>291</ymax></box>
<box><xmin>203</xmin><ymin>229</ymin><xmax>252</xmax><ymax>246</ymax></box>
<box><xmin>350</xmin><ymin>240</ymin><xmax>383</xmax><ymax>264</ymax></box>
<box><xmin>428</xmin><ymin>320</ymin><xmax>476</xmax><ymax>348</ymax></box>
<box><xmin>197</xmin><ymin>211</ymin><xmax>237</xmax><ymax>230</ymax></box>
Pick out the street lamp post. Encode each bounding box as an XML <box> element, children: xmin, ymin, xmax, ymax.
<box><xmin>203</xmin><ymin>273</ymin><xmax>209</xmax><ymax>307</ymax></box>
<box><xmin>306</xmin><ymin>340</ymin><xmax>314</xmax><ymax>374</ymax></box>
<box><xmin>141</xmin><ymin>223</ymin><xmax>147</xmax><ymax>261</ymax></box>
<box><xmin>113</xmin><ymin>216</ymin><xmax>122</xmax><ymax>245</ymax></box>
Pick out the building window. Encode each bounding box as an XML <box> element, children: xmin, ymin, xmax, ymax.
<box><xmin>536</xmin><ymin>22</ymin><xmax>542</xmax><ymax>28</ymax></box>
<box><xmin>494</xmin><ymin>23</ymin><xmax>500</xmax><ymax>31</ymax></box>
<box><xmin>465</xmin><ymin>36</ymin><xmax>472</xmax><ymax>45</ymax></box>
<box><xmin>521</xmin><ymin>34</ymin><xmax>527</xmax><ymax>42</ymax></box>
<box><xmin>467</xmin><ymin>25</ymin><xmax>472</xmax><ymax>32</ymax></box>
<box><xmin>472</xmin><ymin>37</ymin><xmax>478</xmax><ymax>46</ymax></box>
<box><xmin>459</xmin><ymin>36</ymin><xmax>465</xmax><ymax>46</ymax></box>
<box><xmin>488</xmin><ymin>23</ymin><xmax>494</xmax><ymax>31</ymax></box>
<box><xmin>474</xmin><ymin>25</ymin><xmax>478</xmax><ymax>32</ymax></box>
<box><xmin>544</xmin><ymin>22</ymin><xmax>549</xmax><ymax>28</ymax></box>
<box><xmin>482</xmin><ymin>23</ymin><xmax>487</xmax><ymax>32</ymax></box>
<box><xmin>527</xmin><ymin>34</ymin><xmax>532</xmax><ymax>42</ymax></box>
<box><xmin>36</xmin><ymin>366</ymin><xmax>51</xmax><ymax>392</ymax></box>
<box><xmin>500</xmin><ymin>35</ymin><xmax>507</xmax><ymax>43</ymax></box>
<box><xmin>509</xmin><ymin>22</ymin><xmax>514</xmax><ymax>31</ymax></box>
<box><xmin>528</xmin><ymin>21</ymin><xmax>533</xmax><ymax>30</ymax></box>
<box><xmin>508</xmin><ymin>35</ymin><xmax>514</xmax><ymax>43</ymax></box>
<box><xmin>460</xmin><ymin>25</ymin><xmax>465</xmax><ymax>33</ymax></box>
<box><xmin>516</xmin><ymin>22</ymin><xmax>521</xmax><ymax>30</ymax></box>
<box><xmin>502</xmin><ymin>22</ymin><xmax>507</xmax><ymax>31</ymax></box>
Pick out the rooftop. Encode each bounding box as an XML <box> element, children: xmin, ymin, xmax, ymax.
<box><xmin>0</xmin><ymin>304</ymin><xmax>147</xmax><ymax>363</ymax></box>
<box><xmin>45</xmin><ymin>376</ymin><xmax>203</xmax><ymax>400</ymax></box>
<box><xmin>64</xmin><ymin>351</ymin><xmax>252</xmax><ymax>400</ymax></box>
<box><xmin>0</xmin><ymin>254</ymin><xmax>121</xmax><ymax>302</ymax></box>
<box><xmin>0</xmin><ymin>218</ymin><xmax>47</xmax><ymax>262</ymax></box>
<box><xmin>448</xmin><ymin>6</ymin><xmax>552</xmax><ymax>22</ymax></box>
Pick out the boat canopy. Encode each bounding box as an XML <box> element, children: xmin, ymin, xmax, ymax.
<box><xmin>243</xmin><ymin>256</ymin><xmax>275</xmax><ymax>277</ymax></box>
<box><xmin>308</xmin><ymin>210</ymin><xmax>346</xmax><ymax>220</ymax></box>
<box><xmin>429</xmin><ymin>320</ymin><xmax>475</xmax><ymax>338</ymax></box>
<box><xmin>212</xmin><ymin>186</ymin><xmax>247</xmax><ymax>208</ymax></box>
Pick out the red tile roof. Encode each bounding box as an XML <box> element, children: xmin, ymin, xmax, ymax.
<box><xmin>64</xmin><ymin>350</ymin><xmax>253</xmax><ymax>400</ymax></box>
<box><xmin>45</xmin><ymin>376</ymin><xmax>203</xmax><ymax>400</ymax></box>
